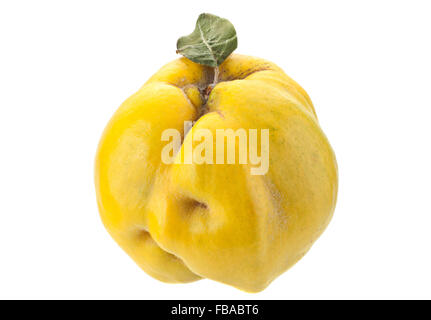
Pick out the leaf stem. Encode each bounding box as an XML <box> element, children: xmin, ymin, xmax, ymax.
<box><xmin>212</xmin><ymin>67</ymin><xmax>219</xmax><ymax>86</ymax></box>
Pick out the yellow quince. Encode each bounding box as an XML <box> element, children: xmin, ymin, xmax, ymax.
<box><xmin>95</xmin><ymin>14</ymin><xmax>337</xmax><ymax>292</ymax></box>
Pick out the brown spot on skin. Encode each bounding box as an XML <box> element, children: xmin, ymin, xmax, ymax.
<box><xmin>183</xmin><ymin>197</ymin><xmax>208</xmax><ymax>211</ymax></box>
<box><xmin>215</xmin><ymin>110</ymin><xmax>224</xmax><ymax>119</ymax></box>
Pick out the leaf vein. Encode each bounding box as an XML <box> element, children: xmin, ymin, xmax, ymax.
<box><xmin>197</xmin><ymin>21</ymin><xmax>217</xmax><ymax>65</ymax></box>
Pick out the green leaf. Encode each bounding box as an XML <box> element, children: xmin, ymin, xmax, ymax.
<box><xmin>176</xmin><ymin>13</ymin><xmax>238</xmax><ymax>67</ymax></box>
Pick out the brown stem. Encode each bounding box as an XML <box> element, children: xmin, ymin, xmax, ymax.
<box><xmin>212</xmin><ymin>66</ymin><xmax>219</xmax><ymax>86</ymax></box>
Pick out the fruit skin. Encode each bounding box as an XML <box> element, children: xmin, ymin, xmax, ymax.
<box><xmin>95</xmin><ymin>54</ymin><xmax>338</xmax><ymax>292</ymax></box>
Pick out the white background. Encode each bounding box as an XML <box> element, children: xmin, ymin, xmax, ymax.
<box><xmin>1</xmin><ymin>0</ymin><xmax>430</xmax><ymax>299</ymax></box>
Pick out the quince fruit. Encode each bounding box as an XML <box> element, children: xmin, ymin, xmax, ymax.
<box><xmin>95</xmin><ymin>14</ymin><xmax>337</xmax><ymax>292</ymax></box>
